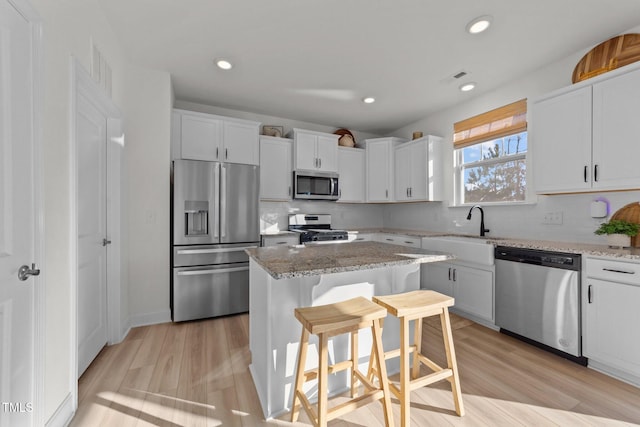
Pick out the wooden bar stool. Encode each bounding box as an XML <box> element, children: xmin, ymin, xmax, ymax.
<box><xmin>370</xmin><ymin>290</ymin><xmax>464</xmax><ymax>427</ymax></box>
<box><xmin>290</xmin><ymin>296</ymin><xmax>395</xmax><ymax>427</ymax></box>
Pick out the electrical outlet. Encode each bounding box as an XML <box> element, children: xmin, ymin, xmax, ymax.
<box><xmin>543</xmin><ymin>211</ymin><xmax>563</xmax><ymax>225</ymax></box>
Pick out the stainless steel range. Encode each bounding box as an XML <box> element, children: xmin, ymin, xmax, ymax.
<box><xmin>288</xmin><ymin>214</ymin><xmax>349</xmax><ymax>244</ymax></box>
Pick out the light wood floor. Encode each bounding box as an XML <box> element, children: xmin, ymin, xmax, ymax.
<box><xmin>70</xmin><ymin>313</ymin><xmax>640</xmax><ymax>426</ymax></box>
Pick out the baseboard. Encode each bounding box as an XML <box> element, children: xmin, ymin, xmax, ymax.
<box><xmin>588</xmin><ymin>360</ymin><xmax>640</xmax><ymax>388</ymax></box>
<box><xmin>119</xmin><ymin>316</ymin><xmax>132</xmax><ymax>343</ymax></box>
<box><xmin>45</xmin><ymin>392</ymin><xmax>74</xmax><ymax>427</ymax></box>
<box><xmin>129</xmin><ymin>309</ymin><xmax>171</xmax><ymax>328</ymax></box>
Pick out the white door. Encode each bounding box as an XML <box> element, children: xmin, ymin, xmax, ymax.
<box><xmin>0</xmin><ymin>1</ymin><xmax>38</xmax><ymax>425</ymax></box>
<box><xmin>76</xmin><ymin>94</ymin><xmax>108</xmax><ymax>377</ymax></box>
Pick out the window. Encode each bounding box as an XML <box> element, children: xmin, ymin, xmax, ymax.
<box><xmin>453</xmin><ymin>99</ymin><xmax>528</xmax><ymax>204</ymax></box>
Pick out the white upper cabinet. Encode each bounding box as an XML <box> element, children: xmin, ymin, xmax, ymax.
<box><xmin>592</xmin><ymin>68</ymin><xmax>640</xmax><ymax>191</ymax></box>
<box><xmin>259</xmin><ymin>136</ymin><xmax>293</xmax><ymax>201</ymax></box>
<box><xmin>172</xmin><ymin>109</ymin><xmax>260</xmax><ymax>165</ymax></box>
<box><xmin>292</xmin><ymin>128</ymin><xmax>339</xmax><ymax>172</ymax></box>
<box><xmin>365</xmin><ymin>137</ymin><xmax>406</xmax><ymax>202</ymax></box>
<box><xmin>337</xmin><ymin>147</ymin><xmax>365</xmax><ymax>203</ymax></box>
<box><xmin>394</xmin><ymin>136</ymin><xmax>443</xmax><ymax>202</ymax></box>
<box><xmin>533</xmin><ymin>66</ymin><xmax>640</xmax><ymax>193</ymax></box>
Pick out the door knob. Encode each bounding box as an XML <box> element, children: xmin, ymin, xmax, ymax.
<box><xmin>102</xmin><ymin>238</ymin><xmax>112</xmax><ymax>246</ymax></box>
<box><xmin>18</xmin><ymin>263</ymin><xmax>40</xmax><ymax>281</ymax></box>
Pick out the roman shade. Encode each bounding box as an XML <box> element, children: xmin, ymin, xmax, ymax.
<box><xmin>453</xmin><ymin>99</ymin><xmax>527</xmax><ymax>149</ymax></box>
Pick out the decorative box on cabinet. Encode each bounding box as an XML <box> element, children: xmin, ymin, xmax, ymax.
<box><xmin>533</xmin><ymin>66</ymin><xmax>640</xmax><ymax>194</ymax></box>
<box><xmin>394</xmin><ymin>136</ymin><xmax>443</xmax><ymax>202</ymax></box>
<box><xmin>337</xmin><ymin>147</ymin><xmax>365</xmax><ymax>203</ymax></box>
<box><xmin>171</xmin><ymin>109</ymin><xmax>260</xmax><ymax>165</ymax></box>
<box><xmin>364</xmin><ymin>137</ymin><xmax>407</xmax><ymax>202</ymax></box>
<box><xmin>259</xmin><ymin>136</ymin><xmax>293</xmax><ymax>201</ymax></box>
<box><xmin>291</xmin><ymin>128</ymin><xmax>339</xmax><ymax>172</ymax></box>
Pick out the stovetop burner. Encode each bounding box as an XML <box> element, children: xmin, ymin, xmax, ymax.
<box><xmin>288</xmin><ymin>214</ymin><xmax>349</xmax><ymax>244</ymax></box>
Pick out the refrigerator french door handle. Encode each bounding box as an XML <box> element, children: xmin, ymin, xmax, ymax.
<box><xmin>177</xmin><ymin>266</ymin><xmax>249</xmax><ymax>276</ymax></box>
<box><xmin>213</xmin><ymin>163</ymin><xmax>220</xmax><ymax>239</ymax></box>
<box><xmin>220</xmin><ymin>163</ymin><xmax>227</xmax><ymax>239</ymax></box>
<box><xmin>176</xmin><ymin>245</ymin><xmax>257</xmax><ymax>255</ymax></box>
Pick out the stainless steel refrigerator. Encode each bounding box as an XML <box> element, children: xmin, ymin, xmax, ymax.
<box><xmin>171</xmin><ymin>159</ymin><xmax>259</xmax><ymax>321</ymax></box>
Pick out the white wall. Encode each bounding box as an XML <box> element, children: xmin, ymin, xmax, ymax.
<box><xmin>384</xmin><ymin>26</ymin><xmax>640</xmax><ymax>245</ymax></box>
<box><xmin>123</xmin><ymin>64</ymin><xmax>172</xmax><ymax>326</ymax></box>
<box><xmin>28</xmin><ymin>0</ymin><xmax>127</xmax><ymax>421</ymax></box>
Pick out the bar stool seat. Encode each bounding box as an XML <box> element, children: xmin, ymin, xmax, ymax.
<box><xmin>370</xmin><ymin>290</ymin><xmax>464</xmax><ymax>427</ymax></box>
<box><xmin>291</xmin><ymin>296</ymin><xmax>394</xmax><ymax>427</ymax></box>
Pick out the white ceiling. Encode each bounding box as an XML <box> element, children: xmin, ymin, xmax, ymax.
<box><xmin>98</xmin><ymin>0</ymin><xmax>640</xmax><ymax>134</ymax></box>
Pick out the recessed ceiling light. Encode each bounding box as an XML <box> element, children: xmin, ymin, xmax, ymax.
<box><xmin>466</xmin><ymin>15</ymin><xmax>492</xmax><ymax>34</ymax></box>
<box><xmin>216</xmin><ymin>59</ymin><xmax>233</xmax><ymax>70</ymax></box>
<box><xmin>363</xmin><ymin>97</ymin><xmax>375</xmax><ymax>104</ymax></box>
<box><xmin>459</xmin><ymin>82</ymin><xmax>476</xmax><ymax>92</ymax></box>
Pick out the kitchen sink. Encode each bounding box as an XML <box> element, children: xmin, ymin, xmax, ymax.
<box><xmin>421</xmin><ymin>235</ymin><xmax>495</xmax><ymax>265</ymax></box>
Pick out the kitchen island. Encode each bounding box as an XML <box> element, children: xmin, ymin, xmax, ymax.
<box><xmin>245</xmin><ymin>241</ymin><xmax>453</xmax><ymax>419</ymax></box>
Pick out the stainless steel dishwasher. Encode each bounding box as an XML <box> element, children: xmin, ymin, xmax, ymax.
<box><xmin>495</xmin><ymin>246</ymin><xmax>587</xmax><ymax>365</ymax></box>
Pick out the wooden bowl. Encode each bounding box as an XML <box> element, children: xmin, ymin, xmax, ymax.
<box><xmin>334</xmin><ymin>128</ymin><xmax>356</xmax><ymax>147</ymax></box>
<box><xmin>572</xmin><ymin>34</ymin><xmax>640</xmax><ymax>83</ymax></box>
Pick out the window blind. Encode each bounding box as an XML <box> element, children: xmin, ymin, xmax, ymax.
<box><xmin>453</xmin><ymin>98</ymin><xmax>527</xmax><ymax>149</ymax></box>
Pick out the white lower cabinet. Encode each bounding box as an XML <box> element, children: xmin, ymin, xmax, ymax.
<box><xmin>348</xmin><ymin>232</ymin><xmax>374</xmax><ymax>242</ymax></box>
<box><xmin>421</xmin><ymin>261</ymin><xmax>494</xmax><ymax>323</ymax></box>
<box><xmin>584</xmin><ymin>257</ymin><xmax>640</xmax><ymax>383</ymax></box>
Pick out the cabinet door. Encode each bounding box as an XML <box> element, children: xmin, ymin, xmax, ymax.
<box><xmin>367</xmin><ymin>141</ymin><xmax>392</xmax><ymax>201</ymax></box>
<box><xmin>394</xmin><ymin>144</ymin><xmax>411</xmax><ymax>201</ymax></box>
<box><xmin>294</xmin><ymin>132</ymin><xmax>317</xmax><ymax>170</ymax></box>
<box><xmin>420</xmin><ymin>262</ymin><xmax>453</xmax><ymax>297</ymax></box>
<box><xmin>224</xmin><ymin>120</ymin><xmax>259</xmax><ymax>165</ymax></box>
<box><xmin>316</xmin><ymin>135</ymin><xmax>338</xmax><ymax>172</ymax></box>
<box><xmin>260</xmin><ymin>137</ymin><xmax>292</xmax><ymax>200</ymax></box>
<box><xmin>532</xmin><ymin>87</ymin><xmax>592</xmax><ymax>193</ymax></box>
<box><xmin>592</xmin><ymin>68</ymin><xmax>640</xmax><ymax>191</ymax></box>
<box><xmin>338</xmin><ymin>148</ymin><xmax>365</xmax><ymax>202</ymax></box>
<box><xmin>584</xmin><ymin>278</ymin><xmax>640</xmax><ymax>375</ymax></box>
<box><xmin>409</xmin><ymin>141</ymin><xmax>428</xmax><ymax>200</ymax></box>
<box><xmin>181</xmin><ymin>114</ymin><xmax>223</xmax><ymax>161</ymax></box>
<box><xmin>452</xmin><ymin>265</ymin><xmax>493</xmax><ymax>322</ymax></box>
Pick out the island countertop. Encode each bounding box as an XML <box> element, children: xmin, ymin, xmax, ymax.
<box><xmin>245</xmin><ymin>241</ymin><xmax>453</xmax><ymax>279</ymax></box>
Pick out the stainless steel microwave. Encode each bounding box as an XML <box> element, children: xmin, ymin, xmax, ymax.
<box><xmin>293</xmin><ymin>170</ymin><xmax>339</xmax><ymax>200</ymax></box>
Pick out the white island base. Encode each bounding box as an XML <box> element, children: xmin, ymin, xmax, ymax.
<box><xmin>248</xmin><ymin>259</ymin><xmax>421</xmax><ymax>419</ymax></box>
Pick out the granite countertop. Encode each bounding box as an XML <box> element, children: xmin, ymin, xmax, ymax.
<box><xmin>347</xmin><ymin>228</ymin><xmax>640</xmax><ymax>260</ymax></box>
<box><xmin>246</xmin><ymin>241</ymin><xmax>454</xmax><ymax>279</ymax></box>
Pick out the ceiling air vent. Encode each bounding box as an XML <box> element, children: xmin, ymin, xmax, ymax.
<box><xmin>453</xmin><ymin>71</ymin><xmax>467</xmax><ymax>79</ymax></box>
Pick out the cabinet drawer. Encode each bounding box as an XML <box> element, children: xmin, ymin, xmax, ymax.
<box><xmin>586</xmin><ymin>257</ymin><xmax>640</xmax><ymax>285</ymax></box>
<box><xmin>376</xmin><ymin>234</ymin><xmax>422</xmax><ymax>248</ymax></box>
<box><xmin>261</xmin><ymin>234</ymin><xmax>299</xmax><ymax>247</ymax></box>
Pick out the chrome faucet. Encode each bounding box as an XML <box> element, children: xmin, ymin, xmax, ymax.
<box><xmin>466</xmin><ymin>205</ymin><xmax>490</xmax><ymax>236</ymax></box>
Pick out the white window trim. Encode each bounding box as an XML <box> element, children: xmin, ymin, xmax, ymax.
<box><xmin>452</xmin><ymin>134</ymin><xmax>535</xmax><ymax>207</ymax></box>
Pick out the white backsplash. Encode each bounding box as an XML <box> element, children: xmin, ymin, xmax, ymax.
<box><xmin>382</xmin><ymin>191</ymin><xmax>640</xmax><ymax>244</ymax></box>
<box><xmin>260</xmin><ymin>201</ymin><xmax>384</xmax><ymax>233</ymax></box>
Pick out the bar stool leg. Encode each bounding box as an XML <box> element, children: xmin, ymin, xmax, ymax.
<box><xmin>291</xmin><ymin>328</ymin><xmax>309</xmax><ymax>423</ymax></box>
<box><xmin>400</xmin><ymin>316</ymin><xmax>411</xmax><ymax>427</ymax></box>
<box><xmin>372</xmin><ymin>318</ymin><xmax>394</xmax><ymax>427</ymax></box>
<box><xmin>411</xmin><ymin>318</ymin><xmax>423</xmax><ymax>380</ymax></box>
<box><xmin>440</xmin><ymin>309</ymin><xmax>465</xmax><ymax>417</ymax></box>
<box><xmin>317</xmin><ymin>332</ymin><xmax>330</xmax><ymax>426</ymax></box>
<box><xmin>351</xmin><ymin>330</ymin><xmax>359</xmax><ymax>398</ymax></box>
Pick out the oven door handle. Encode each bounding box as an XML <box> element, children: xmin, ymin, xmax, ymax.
<box><xmin>177</xmin><ymin>266</ymin><xmax>249</xmax><ymax>276</ymax></box>
<box><xmin>176</xmin><ymin>246</ymin><xmax>256</xmax><ymax>255</ymax></box>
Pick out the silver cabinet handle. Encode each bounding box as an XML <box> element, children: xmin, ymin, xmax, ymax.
<box><xmin>448</xmin><ymin>267</ymin><xmax>452</xmax><ymax>281</ymax></box>
<box><xmin>452</xmin><ymin>268</ymin><xmax>457</xmax><ymax>282</ymax></box>
<box><xmin>177</xmin><ymin>266</ymin><xmax>248</xmax><ymax>276</ymax></box>
<box><xmin>176</xmin><ymin>246</ymin><xmax>256</xmax><ymax>255</ymax></box>
<box><xmin>18</xmin><ymin>263</ymin><xmax>40</xmax><ymax>281</ymax></box>
<box><xmin>102</xmin><ymin>238</ymin><xmax>112</xmax><ymax>246</ymax></box>
<box><xmin>602</xmin><ymin>268</ymin><xmax>635</xmax><ymax>274</ymax></box>
<box><xmin>594</xmin><ymin>164</ymin><xmax>599</xmax><ymax>182</ymax></box>
<box><xmin>588</xmin><ymin>284</ymin><xmax>593</xmax><ymax>303</ymax></box>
